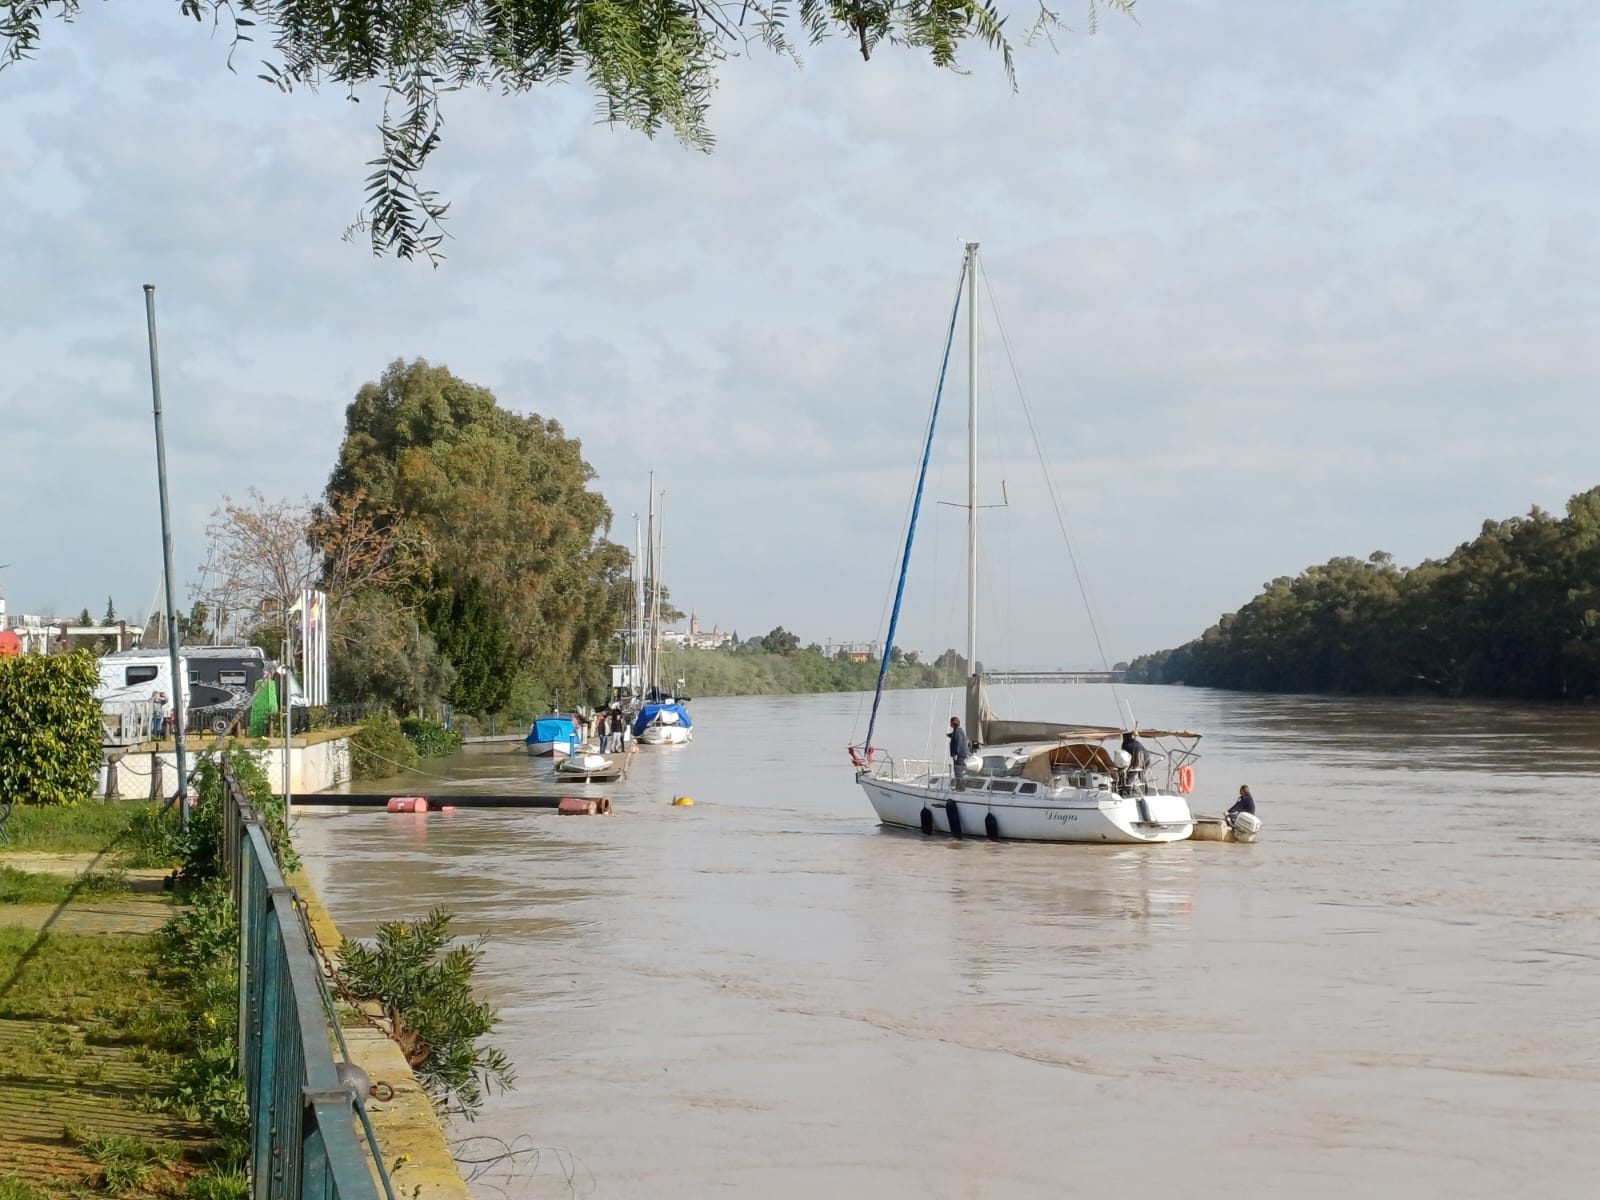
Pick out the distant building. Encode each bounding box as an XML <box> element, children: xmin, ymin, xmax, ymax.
<box><xmin>824</xmin><ymin>640</ymin><xmax>880</xmax><ymax>663</ymax></box>
<box><xmin>661</xmin><ymin>612</ymin><xmax>734</xmax><ymax>650</ymax></box>
<box><xmin>0</xmin><ymin>595</ymin><xmax>140</xmax><ymax>655</ymax></box>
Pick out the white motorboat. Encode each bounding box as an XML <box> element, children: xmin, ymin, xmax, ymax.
<box><xmin>633</xmin><ymin>701</ymin><xmax>692</xmax><ymax>745</ymax></box>
<box><xmin>554</xmin><ymin>751</ymin><xmax>626</xmax><ymax>783</ymax></box>
<box><xmin>849</xmin><ymin>242</ymin><xmax>1200</xmax><ymax>845</ymax></box>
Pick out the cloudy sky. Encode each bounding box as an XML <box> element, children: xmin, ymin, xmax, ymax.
<box><xmin>2</xmin><ymin>1</ymin><xmax>1597</xmax><ymax>665</ymax></box>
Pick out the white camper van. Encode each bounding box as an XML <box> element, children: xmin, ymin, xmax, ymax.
<box><xmin>96</xmin><ymin>646</ymin><xmax>274</xmax><ymax>734</ymax></box>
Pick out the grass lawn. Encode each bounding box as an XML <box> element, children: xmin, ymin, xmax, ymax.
<box><xmin>2</xmin><ymin>802</ymin><xmax>157</xmax><ymax>856</ymax></box>
<box><xmin>0</xmin><ymin>802</ymin><xmax>179</xmax><ymax>875</ymax></box>
<box><xmin>0</xmin><ymin>926</ymin><xmax>225</xmax><ymax>1200</ymax></box>
<box><xmin>0</xmin><ymin>867</ymin><xmax>132</xmax><ymax>906</ymax></box>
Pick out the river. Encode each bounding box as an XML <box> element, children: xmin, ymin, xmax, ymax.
<box><xmin>293</xmin><ymin>684</ymin><xmax>1600</xmax><ymax>1199</ymax></box>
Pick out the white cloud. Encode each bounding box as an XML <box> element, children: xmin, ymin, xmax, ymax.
<box><xmin>2</xmin><ymin>1</ymin><xmax>1598</xmax><ymax>663</ymax></box>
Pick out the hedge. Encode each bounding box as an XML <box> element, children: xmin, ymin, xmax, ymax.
<box><xmin>0</xmin><ymin>651</ymin><xmax>104</xmax><ymax>806</ymax></box>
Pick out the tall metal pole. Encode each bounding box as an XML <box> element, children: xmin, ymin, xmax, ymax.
<box><xmin>143</xmin><ymin>285</ymin><xmax>188</xmax><ymax>831</ymax></box>
<box><xmin>965</xmin><ymin>242</ymin><xmax>980</xmax><ymax>677</ymax></box>
<box><xmin>281</xmin><ymin>601</ymin><xmax>292</xmax><ymax>816</ymax></box>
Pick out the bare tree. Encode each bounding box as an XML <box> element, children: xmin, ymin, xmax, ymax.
<box><xmin>200</xmin><ymin>487</ymin><xmax>431</xmax><ymax>650</ymax></box>
<box><xmin>201</xmin><ymin>490</ymin><xmax>320</xmax><ymax>638</ymax></box>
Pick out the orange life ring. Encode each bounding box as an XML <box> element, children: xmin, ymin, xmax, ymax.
<box><xmin>1176</xmin><ymin>765</ymin><xmax>1195</xmax><ymax>795</ymax></box>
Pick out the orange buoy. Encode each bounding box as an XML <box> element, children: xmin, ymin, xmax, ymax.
<box><xmin>558</xmin><ymin>797</ymin><xmax>598</xmax><ymax>816</ymax></box>
<box><xmin>1176</xmin><ymin>766</ymin><xmax>1195</xmax><ymax>795</ymax></box>
<box><xmin>386</xmin><ymin>796</ymin><xmax>430</xmax><ymax>813</ymax></box>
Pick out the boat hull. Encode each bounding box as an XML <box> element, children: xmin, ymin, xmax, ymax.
<box><xmin>858</xmin><ymin>775</ymin><xmax>1193</xmax><ymax>844</ymax></box>
<box><xmin>637</xmin><ymin>725</ymin><xmax>691</xmax><ymax>746</ymax></box>
<box><xmin>526</xmin><ymin>740</ymin><xmax>575</xmax><ymax>758</ymax></box>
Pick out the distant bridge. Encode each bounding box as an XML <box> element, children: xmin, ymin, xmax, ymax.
<box><xmin>984</xmin><ymin>669</ymin><xmax>1125</xmax><ymax>684</ymax></box>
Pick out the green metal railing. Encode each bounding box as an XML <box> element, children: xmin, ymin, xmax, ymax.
<box><xmin>222</xmin><ymin>755</ymin><xmax>390</xmax><ymax>1200</ymax></box>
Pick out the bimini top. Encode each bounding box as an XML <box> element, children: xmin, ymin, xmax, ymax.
<box><xmin>527</xmin><ymin>715</ymin><xmax>578</xmax><ymax>745</ymax></box>
<box><xmin>632</xmin><ymin>702</ymin><xmax>692</xmax><ymax>737</ymax></box>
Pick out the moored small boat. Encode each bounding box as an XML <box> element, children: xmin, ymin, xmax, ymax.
<box><xmin>554</xmin><ymin>751</ymin><xmax>626</xmax><ymax>783</ymax></box>
<box><xmin>526</xmin><ymin>714</ymin><xmax>580</xmax><ymax>758</ymax></box>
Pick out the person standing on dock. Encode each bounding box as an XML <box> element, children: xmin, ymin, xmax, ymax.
<box><xmin>948</xmin><ymin>717</ymin><xmax>970</xmax><ymax>789</ymax></box>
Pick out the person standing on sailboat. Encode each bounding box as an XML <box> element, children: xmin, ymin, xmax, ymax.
<box><xmin>948</xmin><ymin>717</ymin><xmax>971</xmax><ymax>789</ymax></box>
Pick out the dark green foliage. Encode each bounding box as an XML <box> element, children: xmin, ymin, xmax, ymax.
<box><xmin>328</xmin><ymin>590</ymin><xmax>456</xmax><ymax>713</ymax></box>
<box><xmin>760</xmin><ymin>626</ymin><xmax>802</xmax><ymax>655</ymax></box>
<box><xmin>0</xmin><ymin>651</ymin><xmax>103</xmax><ymax>806</ymax></box>
<box><xmin>400</xmin><ymin>718</ymin><xmax>463</xmax><ymax>758</ymax></box>
<box><xmin>1128</xmin><ymin>486</ymin><xmax>1600</xmax><ymax>701</ymax></box>
<box><xmin>1</xmin><ymin>2</ymin><xmax>1130</xmax><ymax>260</ymax></box>
<box><xmin>350</xmin><ymin>712</ymin><xmax>419</xmax><ymax>780</ymax></box>
<box><xmin>422</xmin><ymin>575</ymin><xmax>514</xmax><ymax>715</ymax></box>
<box><xmin>328</xmin><ymin>359</ymin><xmax>632</xmax><ymax>708</ymax></box>
<box><xmin>175</xmin><ymin>751</ymin><xmax>297</xmax><ymax>884</ymax></box>
<box><xmin>337</xmin><ymin>908</ymin><xmax>513</xmax><ymax>1118</ymax></box>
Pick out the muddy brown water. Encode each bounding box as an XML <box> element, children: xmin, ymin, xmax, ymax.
<box><xmin>294</xmin><ymin>685</ymin><xmax>1600</xmax><ymax>1199</ymax></box>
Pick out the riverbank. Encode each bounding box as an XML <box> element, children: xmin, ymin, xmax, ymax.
<box><xmin>661</xmin><ymin>646</ymin><xmax>963</xmax><ymax>697</ymax></box>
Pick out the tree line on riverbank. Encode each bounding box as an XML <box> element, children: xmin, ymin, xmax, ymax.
<box><xmin>1126</xmin><ymin>486</ymin><xmax>1600</xmax><ymax>701</ymax></box>
<box><xmin>663</xmin><ymin>643</ymin><xmax>968</xmax><ymax>697</ymax></box>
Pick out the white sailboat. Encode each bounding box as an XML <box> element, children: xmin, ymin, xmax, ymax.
<box><xmin>632</xmin><ymin>475</ymin><xmax>693</xmax><ymax>747</ymax></box>
<box><xmin>851</xmin><ymin>243</ymin><xmax>1199</xmax><ymax>844</ymax></box>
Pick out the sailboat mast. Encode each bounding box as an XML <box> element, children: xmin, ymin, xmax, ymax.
<box><xmin>645</xmin><ymin>473</ymin><xmax>656</xmax><ymax>696</ymax></box>
<box><xmin>965</xmin><ymin>241</ymin><xmax>980</xmax><ymax>677</ymax></box>
<box><xmin>632</xmin><ymin>514</ymin><xmax>644</xmax><ymax>699</ymax></box>
<box><xmin>654</xmin><ymin>489</ymin><xmax>666</xmax><ymax>695</ymax></box>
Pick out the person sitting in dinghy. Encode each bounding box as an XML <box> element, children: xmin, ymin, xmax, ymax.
<box><xmin>1227</xmin><ymin>786</ymin><xmax>1256</xmax><ymax>819</ymax></box>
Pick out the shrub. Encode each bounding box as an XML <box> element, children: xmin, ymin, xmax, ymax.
<box><xmin>0</xmin><ymin>651</ymin><xmax>103</xmax><ymax>806</ymax></box>
<box><xmin>399</xmin><ymin>718</ymin><xmax>462</xmax><ymax>758</ymax></box>
<box><xmin>173</xmin><ymin>750</ymin><xmax>296</xmax><ymax>885</ymax></box>
<box><xmin>158</xmin><ymin>880</ymin><xmax>249</xmax><ymax>1167</ymax></box>
<box><xmin>349</xmin><ymin>713</ymin><xmax>418</xmax><ymax>780</ymax></box>
<box><xmin>337</xmin><ymin>907</ymin><xmax>512</xmax><ymax>1118</ymax></box>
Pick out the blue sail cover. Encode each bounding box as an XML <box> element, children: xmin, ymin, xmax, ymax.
<box><xmin>631</xmin><ymin>702</ymin><xmax>692</xmax><ymax>737</ymax></box>
<box><xmin>527</xmin><ymin>715</ymin><xmax>578</xmax><ymax>747</ymax></box>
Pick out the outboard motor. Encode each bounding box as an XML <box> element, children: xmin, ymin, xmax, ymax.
<box><xmin>1226</xmin><ymin>811</ymin><xmax>1262</xmax><ymax>843</ymax></box>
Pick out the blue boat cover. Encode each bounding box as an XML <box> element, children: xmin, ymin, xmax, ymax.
<box><xmin>631</xmin><ymin>702</ymin><xmax>692</xmax><ymax>737</ymax></box>
<box><xmin>527</xmin><ymin>715</ymin><xmax>579</xmax><ymax>746</ymax></box>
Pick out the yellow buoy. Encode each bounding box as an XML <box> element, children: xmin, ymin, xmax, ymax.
<box><xmin>672</xmin><ymin>796</ymin><xmax>694</xmax><ymax>807</ymax></box>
